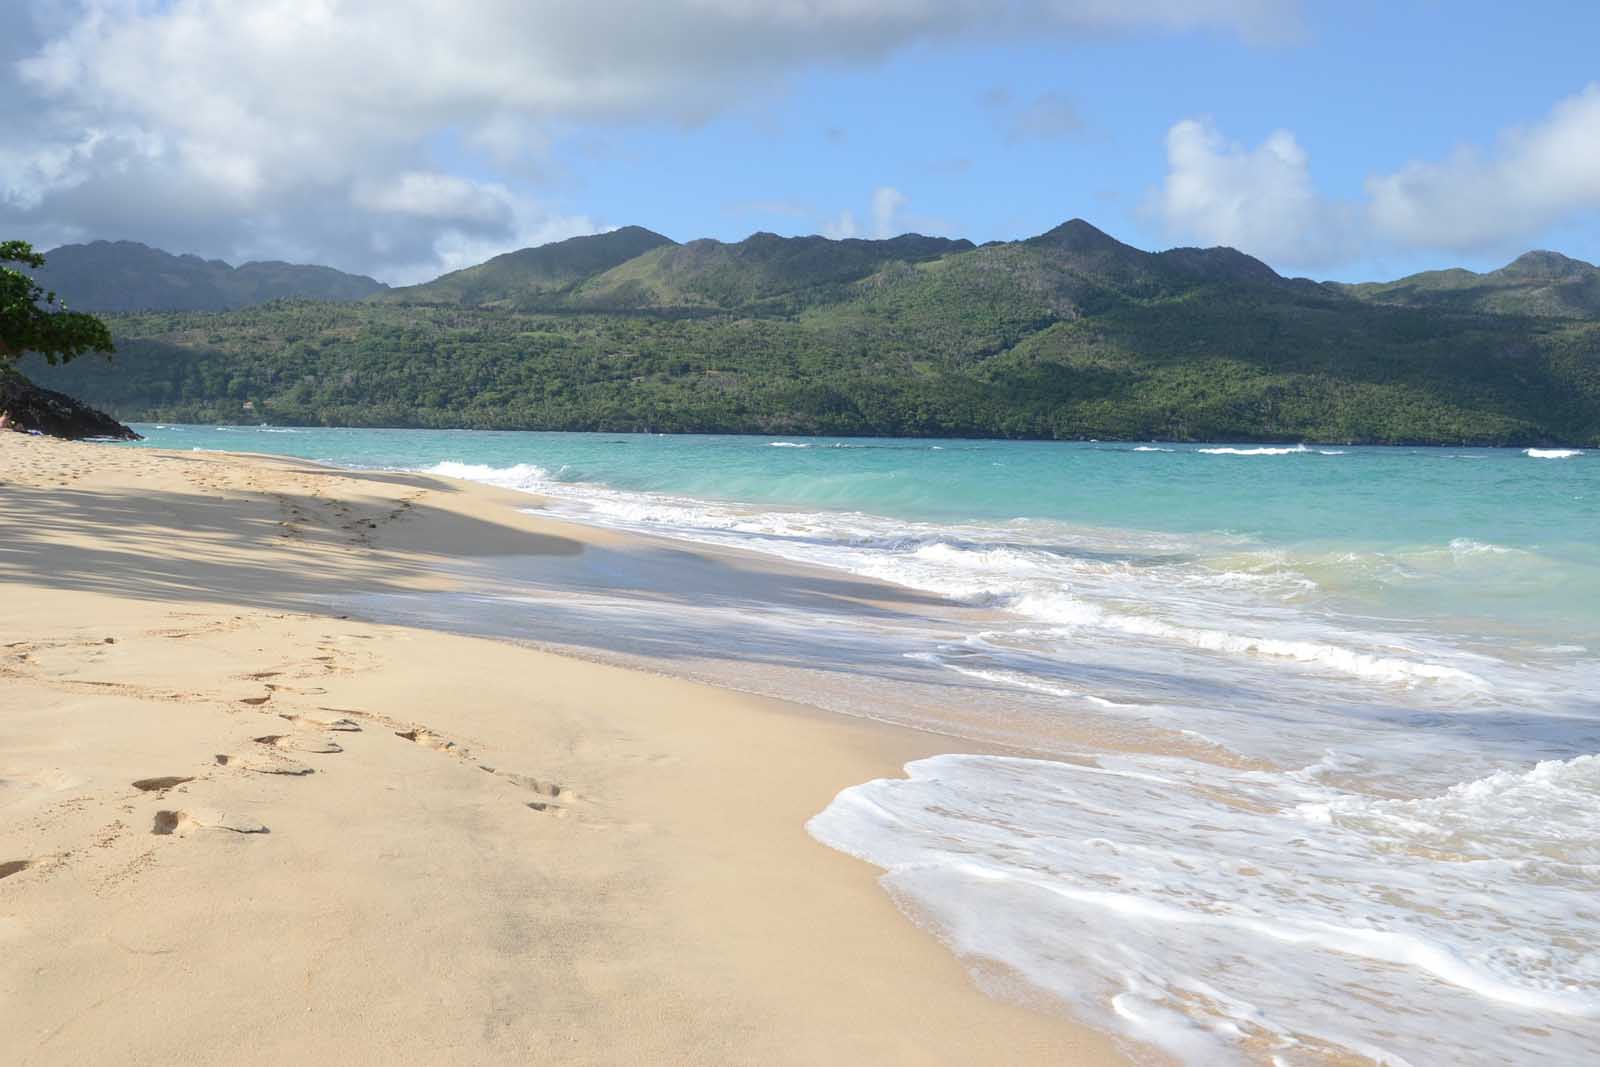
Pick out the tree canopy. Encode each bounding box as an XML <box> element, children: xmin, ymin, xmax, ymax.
<box><xmin>1</xmin><ymin>240</ymin><xmax>115</xmax><ymax>365</ymax></box>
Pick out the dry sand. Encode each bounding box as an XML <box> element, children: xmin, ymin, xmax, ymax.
<box><xmin>0</xmin><ymin>434</ymin><xmax>1131</xmax><ymax>1066</ymax></box>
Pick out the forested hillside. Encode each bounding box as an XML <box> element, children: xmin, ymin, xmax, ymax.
<box><xmin>23</xmin><ymin>221</ymin><xmax>1600</xmax><ymax>445</ymax></box>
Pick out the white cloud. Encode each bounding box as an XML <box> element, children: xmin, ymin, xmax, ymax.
<box><xmin>352</xmin><ymin>173</ymin><xmax>515</xmax><ymax>225</ymax></box>
<box><xmin>1154</xmin><ymin>85</ymin><xmax>1600</xmax><ymax>272</ymax></box>
<box><xmin>1153</xmin><ymin>118</ymin><xmax>1354</xmax><ymax>268</ymax></box>
<box><xmin>818</xmin><ymin>186</ymin><xmax>910</xmax><ymax>239</ymax></box>
<box><xmin>1366</xmin><ymin>83</ymin><xmax>1600</xmax><ymax>251</ymax></box>
<box><xmin>871</xmin><ymin>186</ymin><xmax>909</xmax><ymax>238</ymax></box>
<box><xmin>2</xmin><ymin>0</ymin><xmax>1300</xmax><ymax>280</ymax></box>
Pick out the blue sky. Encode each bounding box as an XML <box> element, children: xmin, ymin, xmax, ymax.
<box><xmin>5</xmin><ymin>1</ymin><xmax>1599</xmax><ymax>283</ymax></box>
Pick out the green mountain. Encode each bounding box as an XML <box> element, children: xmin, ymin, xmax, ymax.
<box><xmin>1337</xmin><ymin>251</ymin><xmax>1600</xmax><ymax>318</ymax></box>
<box><xmin>382</xmin><ymin>226</ymin><xmax>675</xmax><ymax>307</ymax></box>
<box><xmin>29</xmin><ymin>240</ymin><xmax>388</xmax><ymax>311</ymax></box>
<box><xmin>20</xmin><ymin>221</ymin><xmax>1600</xmax><ymax>446</ymax></box>
<box><xmin>564</xmin><ymin>231</ymin><xmax>975</xmax><ymax>312</ymax></box>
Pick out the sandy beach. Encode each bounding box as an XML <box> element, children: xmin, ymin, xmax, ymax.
<box><xmin>0</xmin><ymin>434</ymin><xmax>1129</xmax><ymax>1066</ymax></box>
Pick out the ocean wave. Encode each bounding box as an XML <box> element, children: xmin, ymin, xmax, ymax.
<box><xmin>1133</xmin><ymin>445</ymin><xmax>1175</xmax><ymax>452</ymax></box>
<box><xmin>1195</xmin><ymin>444</ymin><xmax>1350</xmax><ymax>456</ymax></box>
<box><xmin>767</xmin><ymin>441</ymin><xmax>810</xmax><ymax>448</ymax></box>
<box><xmin>423</xmin><ymin>460</ymin><xmax>552</xmax><ymax>489</ymax></box>
<box><xmin>1526</xmin><ymin>448</ymin><xmax>1584</xmax><ymax>459</ymax></box>
<box><xmin>809</xmin><ymin>750</ymin><xmax>1600</xmax><ymax>1065</ymax></box>
<box><xmin>1008</xmin><ymin>591</ymin><xmax>1487</xmax><ymax>688</ymax></box>
<box><xmin>424</xmin><ymin>457</ymin><xmax>1500</xmax><ymax>692</ymax></box>
<box><xmin>1198</xmin><ymin>444</ymin><xmax>1309</xmax><ymax>456</ymax></box>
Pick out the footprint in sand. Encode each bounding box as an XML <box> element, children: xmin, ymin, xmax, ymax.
<box><xmin>215</xmin><ymin>754</ymin><xmax>315</xmax><ymax>775</ymax></box>
<box><xmin>253</xmin><ymin>734</ymin><xmax>343</xmax><ymax>754</ymax></box>
<box><xmin>477</xmin><ymin>764</ymin><xmax>575</xmax><ymax>815</ymax></box>
<box><xmin>0</xmin><ymin>859</ymin><xmax>33</xmax><ymax>880</ymax></box>
<box><xmin>131</xmin><ymin>776</ymin><xmax>196</xmax><ymax>793</ymax></box>
<box><xmin>151</xmin><ymin>809</ymin><xmax>268</xmax><ymax>835</ymax></box>
<box><xmin>279</xmin><ymin>712</ymin><xmax>361</xmax><ymax>732</ymax></box>
<box><xmin>524</xmin><ymin>801</ymin><xmax>568</xmax><ymax>816</ymax></box>
<box><xmin>395</xmin><ymin>728</ymin><xmax>456</xmax><ymax>753</ymax></box>
<box><xmin>392</xmin><ymin>724</ymin><xmax>574</xmax><ymax>815</ymax></box>
<box><xmin>484</xmin><ymin>767</ymin><xmax>567</xmax><ymax>800</ymax></box>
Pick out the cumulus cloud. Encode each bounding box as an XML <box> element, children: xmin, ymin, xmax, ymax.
<box><xmin>1154</xmin><ymin>86</ymin><xmax>1600</xmax><ymax>272</ymax></box>
<box><xmin>1152</xmin><ymin>118</ymin><xmax>1356</xmax><ymax>268</ymax></box>
<box><xmin>2</xmin><ymin>0</ymin><xmax>1300</xmax><ymax>281</ymax></box>
<box><xmin>1365</xmin><ymin>83</ymin><xmax>1600</xmax><ymax>251</ymax></box>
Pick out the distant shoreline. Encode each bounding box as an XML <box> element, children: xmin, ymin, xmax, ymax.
<box><xmin>116</xmin><ymin>418</ymin><xmax>1597</xmax><ymax>450</ymax></box>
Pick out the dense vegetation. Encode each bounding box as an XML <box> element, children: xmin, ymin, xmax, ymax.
<box><xmin>2</xmin><ymin>240</ymin><xmax>114</xmax><ymax>366</ymax></box>
<box><xmin>22</xmin><ymin>221</ymin><xmax>1600</xmax><ymax>445</ymax></box>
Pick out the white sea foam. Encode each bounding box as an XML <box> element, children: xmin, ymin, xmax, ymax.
<box><xmin>809</xmin><ymin>751</ymin><xmax>1600</xmax><ymax>1065</ymax></box>
<box><xmin>1449</xmin><ymin>538</ymin><xmax>1518</xmax><ymax>557</ymax></box>
<box><xmin>418</xmin><ymin>458</ymin><xmax>1511</xmax><ymax>695</ymax></box>
<box><xmin>425</xmin><ymin>460</ymin><xmax>551</xmax><ymax>488</ymax></box>
<box><xmin>1134</xmin><ymin>445</ymin><xmax>1175</xmax><ymax>452</ymax></box>
<box><xmin>767</xmin><ymin>441</ymin><xmax>811</xmax><ymax>447</ymax></box>
<box><xmin>1009</xmin><ymin>591</ymin><xmax>1488</xmax><ymax>688</ymax></box>
<box><xmin>1198</xmin><ymin>445</ymin><xmax>1312</xmax><ymax>455</ymax></box>
<box><xmin>1192</xmin><ymin>444</ymin><xmax>1349</xmax><ymax>457</ymax></box>
<box><xmin>1525</xmin><ymin>448</ymin><xmax>1584</xmax><ymax>459</ymax></box>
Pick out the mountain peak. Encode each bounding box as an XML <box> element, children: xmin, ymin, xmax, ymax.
<box><xmin>603</xmin><ymin>225</ymin><xmax>677</xmax><ymax>245</ymax></box>
<box><xmin>1498</xmin><ymin>250</ymin><xmax>1596</xmax><ymax>281</ymax></box>
<box><xmin>1028</xmin><ymin>218</ymin><xmax>1130</xmax><ymax>254</ymax></box>
<box><xmin>499</xmin><ymin>226</ymin><xmax>677</xmax><ymax>261</ymax></box>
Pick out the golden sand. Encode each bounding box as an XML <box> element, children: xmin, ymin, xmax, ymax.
<box><xmin>0</xmin><ymin>435</ymin><xmax>1128</xmax><ymax>1065</ymax></box>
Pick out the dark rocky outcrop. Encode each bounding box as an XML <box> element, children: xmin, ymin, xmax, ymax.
<box><xmin>0</xmin><ymin>366</ymin><xmax>140</xmax><ymax>440</ymax></box>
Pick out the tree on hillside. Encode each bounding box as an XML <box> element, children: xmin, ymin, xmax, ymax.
<box><xmin>1</xmin><ymin>240</ymin><xmax>114</xmax><ymax>366</ymax></box>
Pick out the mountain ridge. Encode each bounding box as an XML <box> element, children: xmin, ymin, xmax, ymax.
<box><xmin>33</xmin><ymin>223</ymin><xmax>1600</xmax><ymax>321</ymax></box>
<box><xmin>1335</xmin><ymin>249</ymin><xmax>1600</xmax><ymax>319</ymax></box>
<box><xmin>379</xmin><ymin>226</ymin><xmax>677</xmax><ymax>307</ymax></box>
<box><xmin>21</xmin><ymin>216</ymin><xmax>1600</xmax><ymax>447</ymax></box>
<box><xmin>31</xmin><ymin>240</ymin><xmax>388</xmax><ymax>312</ymax></box>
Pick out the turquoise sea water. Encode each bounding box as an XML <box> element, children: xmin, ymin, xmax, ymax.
<box><xmin>126</xmin><ymin>425</ymin><xmax>1600</xmax><ymax>1065</ymax></box>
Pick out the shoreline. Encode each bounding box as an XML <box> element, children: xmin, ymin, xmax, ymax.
<box><xmin>1</xmin><ymin>435</ymin><xmax>1132</xmax><ymax>1065</ymax></box>
<box><xmin>122</xmin><ymin>418</ymin><xmax>1600</xmax><ymax>450</ymax></box>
